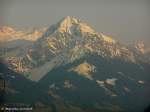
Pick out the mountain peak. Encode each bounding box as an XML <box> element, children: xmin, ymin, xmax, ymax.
<box><xmin>57</xmin><ymin>16</ymin><xmax>80</xmax><ymax>34</ymax></box>
<box><xmin>56</xmin><ymin>16</ymin><xmax>95</xmax><ymax>34</ymax></box>
<box><xmin>60</xmin><ymin>16</ymin><xmax>80</xmax><ymax>24</ymax></box>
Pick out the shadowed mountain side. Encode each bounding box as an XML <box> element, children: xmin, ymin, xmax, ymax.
<box><xmin>0</xmin><ymin>60</ymin><xmax>83</xmax><ymax>112</ymax></box>
<box><xmin>0</xmin><ymin>60</ymin><xmax>51</xmax><ymax>105</ymax></box>
<box><xmin>39</xmin><ymin>54</ymin><xmax>150</xmax><ymax>112</ymax></box>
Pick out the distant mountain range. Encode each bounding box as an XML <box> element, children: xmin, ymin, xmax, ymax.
<box><xmin>0</xmin><ymin>16</ymin><xmax>150</xmax><ymax>112</ymax></box>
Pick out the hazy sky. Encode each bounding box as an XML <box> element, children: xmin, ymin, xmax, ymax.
<box><xmin>0</xmin><ymin>0</ymin><xmax>150</xmax><ymax>45</ymax></box>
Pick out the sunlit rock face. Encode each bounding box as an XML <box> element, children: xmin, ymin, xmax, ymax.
<box><xmin>129</xmin><ymin>41</ymin><xmax>150</xmax><ymax>64</ymax></box>
<box><xmin>0</xmin><ymin>26</ymin><xmax>46</xmax><ymax>42</ymax></box>
<box><xmin>134</xmin><ymin>41</ymin><xmax>146</xmax><ymax>54</ymax></box>
<box><xmin>69</xmin><ymin>61</ymin><xmax>96</xmax><ymax>80</ymax></box>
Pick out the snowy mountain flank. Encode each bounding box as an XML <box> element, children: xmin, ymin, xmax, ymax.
<box><xmin>0</xmin><ymin>16</ymin><xmax>149</xmax><ymax>82</ymax></box>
